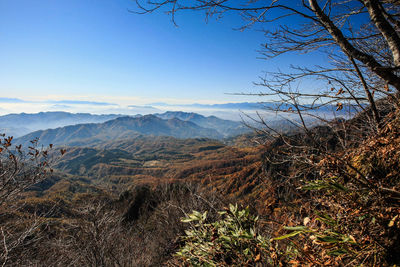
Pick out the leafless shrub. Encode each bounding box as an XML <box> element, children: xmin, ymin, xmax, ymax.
<box><xmin>0</xmin><ymin>134</ymin><xmax>55</xmax><ymax>266</ymax></box>
<box><xmin>33</xmin><ymin>182</ymin><xmax>227</xmax><ymax>266</ymax></box>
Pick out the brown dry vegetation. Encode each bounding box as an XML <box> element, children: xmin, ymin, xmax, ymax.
<box><xmin>1</xmin><ymin>103</ymin><xmax>400</xmax><ymax>266</ymax></box>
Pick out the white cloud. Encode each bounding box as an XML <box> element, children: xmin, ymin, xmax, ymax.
<box><xmin>0</xmin><ymin>95</ymin><xmax>284</xmax><ymax>123</ymax></box>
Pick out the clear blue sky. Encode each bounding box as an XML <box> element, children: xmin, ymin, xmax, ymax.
<box><xmin>0</xmin><ymin>0</ymin><xmax>324</xmax><ymax>114</ymax></box>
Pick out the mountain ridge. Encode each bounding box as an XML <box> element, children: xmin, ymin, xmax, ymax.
<box><xmin>0</xmin><ymin>111</ymin><xmax>123</xmax><ymax>137</ymax></box>
<box><xmin>15</xmin><ymin>114</ymin><xmax>224</xmax><ymax>147</ymax></box>
<box><xmin>155</xmin><ymin>111</ymin><xmax>249</xmax><ymax>137</ymax></box>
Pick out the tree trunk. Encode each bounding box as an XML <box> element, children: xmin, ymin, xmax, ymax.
<box><xmin>364</xmin><ymin>0</ymin><xmax>400</xmax><ymax>67</ymax></box>
<box><xmin>308</xmin><ymin>0</ymin><xmax>400</xmax><ymax>91</ymax></box>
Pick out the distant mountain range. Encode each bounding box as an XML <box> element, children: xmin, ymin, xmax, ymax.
<box><xmin>0</xmin><ymin>112</ymin><xmax>122</xmax><ymax>137</ymax></box>
<box><xmin>154</xmin><ymin>111</ymin><xmax>249</xmax><ymax>137</ymax></box>
<box><xmin>2</xmin><ymin>111</ymin><xmax>252</xmax><ymax>147</ymax></box>
<box><xmin>15</xmin><ymin>114</ymin><xmax>245</xmax><ymax>147</ymax></box>
<box><xmin>150</xmin><ymin>102</ymin><xmax>264</xmax><ymax>110</ymax></box>
<box><xmin>150</xmin><ymin>101</ymin><xmax>358</xmax><ymax>113</ymax></box>
<box><xmin>0</xmin><ymin>101</ymin><xmax>355</xmax><ymax>139</ymax></box>
<box><xmin>3</xmin><ymin>105</ymin><xmax>355</xmax><ymax>148</ymax></box>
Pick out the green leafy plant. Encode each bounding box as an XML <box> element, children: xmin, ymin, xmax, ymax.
<box><xmin>301</xmin><ymin>176</ymin><xmax>348</xmax><ymax>192</ymax></box>
<box><xmin>176</xmin><ymin>204</ymin><xmax>274</xmax><ymax>266</ymax></box>
<box><xmin>274</xmin><ymin>212</ymin><xmax>358</xmax><ymax>259</ymax></box>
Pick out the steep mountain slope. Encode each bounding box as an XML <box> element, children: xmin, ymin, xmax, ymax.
<box><xmin>15</xmin><ymin>115</ymin><xmax>223</xmax><ymax>147</ymax></box>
